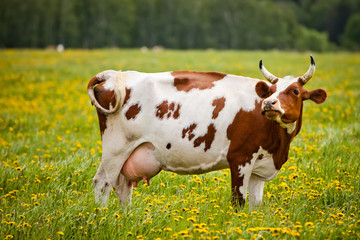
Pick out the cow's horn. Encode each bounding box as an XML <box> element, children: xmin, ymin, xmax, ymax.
<box><xmin>259</xmin><ymin>60</ymin><xmax>278</xmax><ymax>84</ymax></box>
<box><xmin>300</xmin><ymin>55</ymin><xmax>316</xmax><ymax>85</ymax></box>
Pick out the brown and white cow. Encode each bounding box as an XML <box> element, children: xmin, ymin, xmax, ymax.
<box><xmin>87</xmin><ymin>56</ymin><xmax>327</xmax><ymax>209</ymax></box>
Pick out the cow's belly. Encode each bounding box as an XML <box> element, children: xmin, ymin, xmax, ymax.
<box><xmin>120</xmin><ymin>140</ymin><xmax>230</xmax><ymax>185</ymax></box>
<box><xmin>162</xmin><ymin>155</ymin><xmax>230</xmax><ymax>175</ymax></box>
<box><xmin>153</xmin><ymin>140</ymin><xmax>230</xmax><ymax>174</ymax></box>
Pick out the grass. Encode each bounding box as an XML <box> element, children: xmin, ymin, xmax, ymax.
<box><xmin>0</xmin><ymin>49</ymin><xmax>359</xmax><ymax>239</ymax></box>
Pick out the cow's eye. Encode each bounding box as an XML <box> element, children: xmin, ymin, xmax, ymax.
<box><xmin>293</xmin><ymin>89</ymin><xmax>299</xmax><ymax>95</ymax></box>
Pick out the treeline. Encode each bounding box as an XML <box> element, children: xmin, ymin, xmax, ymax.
<box><xmin>1</xmin><ymin>0</ymin><xmax>359</xmax><ymax>51</ymax></box>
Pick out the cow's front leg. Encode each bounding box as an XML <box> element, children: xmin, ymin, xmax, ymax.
<box><xmin>229</xmin><ymin>160</ymin><xmax>253</xmax><ymax>207</ymax></box>
<box><xmin>248</xmin><ymin>174</ymin><xmax>265</xmax><ymax>211</ymax></box>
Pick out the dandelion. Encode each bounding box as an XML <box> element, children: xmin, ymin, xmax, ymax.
<box><xmin>114</xmin><ymin>213</ymin><xmax>120</xmax><ymax>219</ymax></box>
<box><xmin>57</xmin><ymin>231</ymin><xmax>64</xmax><ymax>236</ymax></box>
<box><xmin>16</xmin><ymin>167</ymin><xmax>22</xmax><ymax>171</ymax></box>
<box><xmin>178</xmin><ymin>230</ymin><xmax>189</xmax><ymax>235</ymax></box>
<box><xmin>23</xmin><ymin>222</ymin><xmax>32</xmax><ymax>227</ymax></box>
<box><xmin>305</xmin><ymin>222</ymin><xmax>314</xmax><ymax>227</ymax></box>
<box><xmin>187</xmin><ymin>217</ymin><xmax>196</xmax><ymax>223</ymax></box>
<box><xmin>294</xmin><ymin>225</ymin><xmax>302</xmax><ymax>230</ymax></box>
<box><xmin>5</xmin><ymin>235</ymin><xmax>13</xmax><ymax>240</ymax></box>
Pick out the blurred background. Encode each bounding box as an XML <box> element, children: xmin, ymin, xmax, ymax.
<box><xmin>1</xmin><ymin>0</ymin><xmax>359</xmax><ymax>51</ymax></box>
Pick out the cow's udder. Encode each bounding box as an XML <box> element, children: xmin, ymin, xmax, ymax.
<box><xmin>121</xmin><ymin>142</ymin><xmax>161</xmax><ymax>186</ymax></box>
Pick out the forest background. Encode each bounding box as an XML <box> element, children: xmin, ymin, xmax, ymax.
<box><xmin>1</xmin><ymin>0</ymin><xmax>360</xmax><ymax>51</ymax></box>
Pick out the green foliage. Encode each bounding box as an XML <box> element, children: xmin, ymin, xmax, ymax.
<box><xmin>342</xmin><ymin>13</ymin><xmax>360</xmax><ymax>50</ymax></box>
<box><xmin>0</xmin><ymin>0</ymin><xmax>350</xmax><ymax>51</ymax></box>
<box><xmin>294</xmin><ymin>26</ymin><xmax>333</xmax><ymax>52</ymax></box>
<box><xmin>0</xmin><ymin>49</ymin><xmax>360</xmax><ymax>239</ymax></box>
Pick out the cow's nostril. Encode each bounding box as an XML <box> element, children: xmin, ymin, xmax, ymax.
<box><xmin>271</xmin><ymin>100</ymin><xmax>277</xmax><ymax>105</ymax></box>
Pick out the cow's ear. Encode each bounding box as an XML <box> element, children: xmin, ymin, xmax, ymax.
<box><xmin>304</xmin><ymin>88</ymin><xmax>327</xmax><ymax>104</ymax></box>
<box><xmin>255</xmin><ymin>81</ymin><xmax>270</xmax><ymax>98</ymax></box>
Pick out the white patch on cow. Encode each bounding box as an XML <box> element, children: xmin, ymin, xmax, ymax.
<box><xmin>272</xmin><ymin>76</ymin><xmax>298</xmax><ymax>98</ymax></box>
<box><xmin>251</xmin><ymin>147</ymin><xmax>278</xmax><ymax>181</ymax></box>
<box><xmin>283</xmin><ymin>121</ymin><xmax>296</xmax><ymax>134</ymax></box>
<box><xmin>96</xmin><ymin>70</ymin><xmax>118</xmax><ymax>82</ymax></box>
<box><xmin>164</xmin><ymin>146</ymin><xmax>230</xmax><ymax>174</ymax></box>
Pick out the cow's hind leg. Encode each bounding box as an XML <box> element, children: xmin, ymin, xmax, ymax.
<box><xmin>93</xmin><ymin>163</ymin><xmax>111</xmax><ymax>205</ymax></box>
<box><xmin>114</xmin><ymin>173</ymin><xmax>133</xmax><ymax>206</ymax></box>
<box><xmin>93</xmin><ymin>149</ymin><xmax>132</xmax><ymax>206</ymax></box>
<box><xmin>248</xmin><ymin>174</ymin><xmax>265</xmax><ymax>211</ymax></box>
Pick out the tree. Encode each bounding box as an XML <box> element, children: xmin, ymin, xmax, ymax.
<box><xmin>342</xmin><ymin>13</ymin><xmax>360</xmax><ymax>50</ymax></box>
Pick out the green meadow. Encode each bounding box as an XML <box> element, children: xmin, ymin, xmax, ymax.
<box><xmin>1</xmin><ymin>49</ymin><xmax>359</xmax><ymax>239</ymax></box>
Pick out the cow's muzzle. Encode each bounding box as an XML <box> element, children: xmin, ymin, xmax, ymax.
<box><xmin>261</xmin><ymin>98</ymin><xmax>283</xmax><ymax>117</ymax></box>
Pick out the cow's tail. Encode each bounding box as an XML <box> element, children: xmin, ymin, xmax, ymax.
<box><xmin>87</xmin><ymin>70</ymin><xmax>126</xmax><ymax>115</ymax></box>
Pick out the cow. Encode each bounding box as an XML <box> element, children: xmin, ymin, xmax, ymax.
<box><xmin>87</xmin><ymin>56</ymin><xmax>327</xmax><ymax>210</ymax></box>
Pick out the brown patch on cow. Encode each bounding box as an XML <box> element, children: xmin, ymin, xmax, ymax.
<box><xmin>123</xmin><ymin>88</ymin><xmax>131</xmax><ymax>106</ymax></box>
<box><xmin>182</xmin><ymin>123</ymin><xmax>197</xmax><ymax>141</ymax></box>
<box><xmin>269</xmin><ymin>84</ymin><xmax>277</xmax><ymax>95</ymax></box>
<box><xmin>156</xmin><ymin>100</ymin><xmax>181</xmax><ymax>119</ymax></box>
<box><xmin>171</xmin><ymin>71</ymin><xmax>226</xmax><ymax>92</ymax></box>
<box><xmin>276</xmin><ymin>83</ymin><xmax>304</xmax><ymax>123</ymax></box>
<box><xmin>166</xmin><ymin>143</ymin><xmax>171</xmax><ymax>149</ymax></box>
<box><xmin>94</xmin><ymin>83</ymin><xmax>117</xmax><ymax>110</ymax></box>
<box><xmin>212</xmin><ymin>97</ymin><xmax>226</xmax><ymax>119</ymax></box>
<box><xmin>125</xmin><ymin>103</ymin><xmax>141</xmax><ymax>120</ymax></box>
<box><xmin>226</xmin><ymin>101</ymin><xmax>301</xmax><ymax>170</ymax></box>
<box><xmin>193</xmin><ymin>124</ymin><xmax>217</xmax><ymax>152</ymax></box>
<box><xmin>93</xmin><ymin>82</ymin><xmax>117</xmax><ymax>135</ymax></box>
<box><xmin>173</xmin><ymin>105</ymin><xmax>180</xmax><ymax>119</ymax></box>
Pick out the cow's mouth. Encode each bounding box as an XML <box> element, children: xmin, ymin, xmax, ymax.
<box><xmin>262</xmin><ymin>109</ymin><xmax>282</xmax><ymax>120</ymax></box>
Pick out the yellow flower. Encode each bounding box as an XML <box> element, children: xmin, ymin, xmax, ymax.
<box><xmin>187</xmin><ymin>217</ymin><xmax>196</xmax><ymax>223</ymax></box>
<box><xmin>16</xmin><ymin>167</ymin><xmax>22</xmax><ymax>171</ymax></box>
<box><xmin>5</xmin><ymin>235</ymin><xmax>14</xmax><ymax>240</ymax></box>
<box><xmin>57</xmin><ymin>231</ymin><xmax>64</xmax><ymax>235</ymax></box>
<box><xmin>23</xmin><ymin>222</ymin><xmax>32</xmax><ymax>227</ymax></box>
<box><xmin>305</xmin><ymin>222</ymin><xmax>314</xmax><ymax>227</ymax></box>
<box><xmin>114</xmin><ymin>213</ymin><xmax>120</xmax><ymax>219</ymax></box>
<box><xmin>294</xmin><ymin>225</ymin><xmax>302</xmax><ymax>230</ymax></box>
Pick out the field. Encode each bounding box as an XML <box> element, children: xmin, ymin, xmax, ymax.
<box><xmin>1</xmin><ymin>49</ymin><xmax>359</xmax><ymax>239</ymax></box>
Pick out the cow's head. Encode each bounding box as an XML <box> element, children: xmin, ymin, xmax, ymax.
<box><xmin>255</xmin><ymin>56</ymin><xmax>327</xmax><ymax>129</ymax></box>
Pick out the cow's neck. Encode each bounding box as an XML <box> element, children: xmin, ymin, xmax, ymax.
<box><xmin>267</xmin><ymin>105</ymin><xmax>303</xmax><ymax>170</ymax></box>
